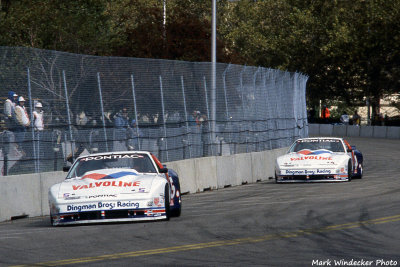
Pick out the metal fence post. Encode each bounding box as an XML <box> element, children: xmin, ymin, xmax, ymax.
<box><xmin>159</xmin><ymin>75</ymin><xmax>168</xmax><ymax>161</ymax></box>
<box><xmin>130</xmin><ymin>74</ymin><xmax>141</xmax><ymax>150</ymax></box>
<box><xmin>62</xmin><ymin>70</ymin><xmax>75</xmax><ymax>159</ymax></box>
<box><xmin>203</xmin><ymin>76</ymin><xmax>212</xmax><ymax>156</ymax></box>
<box><xmin>181</xmin><ymin>75</ymin><xmax>191</xmax><ymax>158</ymax></box>
<box><xmin>27</xmin><ymin>67</ymin><xmax>38</xmax><ymax>173</ymax></box>
<box><xmin>97</xmin><ymin>72</ymin><xmax>109</xmax><ymax>152</ymax></box>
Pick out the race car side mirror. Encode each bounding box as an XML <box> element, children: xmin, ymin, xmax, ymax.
<box><xmin>347</xmin><ymin>147</ymin><xmax>352</xmax><ymax>152</ymax></box>
<box><xmin>63</xmin><ymin>166</ymin><xmax>71</xmax><ymax>172</ymax></box>
<box><xmin>159</xmin><ymin>167</ymin><xmax>168</xmax><ymax>173</ymax></box>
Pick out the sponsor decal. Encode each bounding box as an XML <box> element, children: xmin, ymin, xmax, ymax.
<box><xmin>291</xmin><ymin>156</ymin><xmax>333</xmax><ymax>161</ymax></box>
<box><xmin>297</xmin><ymin>149</ymin><xmax>332</xmax><ymax>155</ymax></box>
<box><xmin>66</xmin><ymin>201</ymin><xmax>140</xmax><ymax>212</ymax></box>
<box><xmin>81</xmin><ymin>154</ymin><xmax>144</xmax><ymax>161</ymax></box>
<box><xmin>63</xmin><ymin>193</ymin><xmax>80</xmax><ymax>200</ymax></box>
<box><xmin>298</xmin><ymin>139</ymin><xmax>341</xmax><ymax>143</ymax></box>
<box><xmin>283</xmin><ymin>169</ymin><xmax>332</xmax><ymax>175</ymax></box>
<box><xmin>81</xmin><ymin>171</ymin><xmax>138</xmax><ymax>180</ymax></box>
<box><xmin>87</xmin><ymin>194</ymin><xmax>117</xmax><ymax>199</ymax></box>
<box><xmin>72</xmin><ymin>180</ymin><xmax>141</xmax><ymax>191</ymax></box>
<box><xmin>67</xmin><ymin>204</ymin><xmax>97</xmax><ymax>212</ymax></box>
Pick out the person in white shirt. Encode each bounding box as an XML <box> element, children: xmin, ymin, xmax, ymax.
<box><xmin>14</xmin><ymin>96</ymin><xmax>30</xmax><ymax>150</ymax></box>
<box><xmin>3</xmin><ymin>91</ymin><xmax>18</xmax><ymax>130</ymax></box>
<box><xmin>33</xmin><ymin>102</ymin><xmax>44</xmax><ymax>131</ymax></box>
<box><xmin>14</xmin><ymin>96</ymin><xmax>30</xmax><ymax>129</ymax></box>
<box><xmin>340</xmin><ymin>111</ymin><xmax>350</xmax><ymax>125</ymax></box>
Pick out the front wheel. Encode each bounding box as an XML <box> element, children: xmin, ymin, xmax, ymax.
<box><xmin>164</xmin><ymin>184</ymin><xmax>170</xmax><ymax>220</ymax></box>
<box><xmin>347</xmin><ymin>161</ymin><xmax>353</xmax><ymax>182</ymax></box>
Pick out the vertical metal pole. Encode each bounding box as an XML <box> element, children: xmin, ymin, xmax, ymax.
<box><xmin>222</xmin><ymin>64</ymin><xmax>232</xmax><ymax>154</ymax></box>
<box><xmin>159</xmin><ymin>75</ymin><xmax>168</xmax><ymax>161</ymax></box>
<box><xmin>203</xmin><ymin>76</ymin><xmax>213</xmax><ymax>155</ymax></box>
<box><xmin>27</xmin><ymin>67</ymin><xmax>38</xmax><ymax>173</ymax></box>
<box><xmin>181</xmin><ymin>75</ymin><xmax>191</xmax><ymax>158</ymax></box>
<box><xmin>97</xmin><ymin>72</ymin><xmax>109</xmax><ymax>151</ymax></box>
<box><xmin>211</xmin><ymin>0</ymin><xmax>217</xmax><ymax>145</ymax></box>
<box><xmin>222</xmin><ymin>64</ymin><xmax>230</xmax><ymax>120</ymax></box>
<box><xmin>240</xmin><ymin>67</ymin><xmax>246</xmax><ymax>152</ymax></box>
<box><xmin>62</xmin><ymin>70</ymin><xmax>74</xmax><ymax>151</ymax></box>
<box><xmin>240</xmin><ymin>66</ymin><xmax>246</xmax><ymax>117</ymax></box>
<box><xmin>37</xmin><ymin>132</ymin><xmax>41</xmax><ymax>172</ymax></box>
<box><xmin>131</xmin><ymin>74</ymin><xmax>140</xmax><ymax>150</ymax></box>
<box><xmin>253</xmin><ymin>67</ymin><xmax>260</xmax><ymax>152</ymax></box>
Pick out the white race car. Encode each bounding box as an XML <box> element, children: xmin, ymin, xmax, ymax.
<box><xmin>49</xmin><ymin>151</ymin><xmax>181</xmax><ymax>226</ymax></box>
<box><xmin>275</xmin><ymin>137</ymin><xmax>363</xmax><ymax>183</ymax></box>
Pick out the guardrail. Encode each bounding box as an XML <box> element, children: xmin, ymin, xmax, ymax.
<box><xmin>309</xmin><ymin>124</ymin><xmax>400</xmax><ymax>139</ymax></box>
<box><xmin>0</xmin><ymin>147</ymin><xmax>287</xmax><ymax>222</ymax></box>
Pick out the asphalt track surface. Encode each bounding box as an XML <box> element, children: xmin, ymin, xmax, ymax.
<box><xmin>0</xmin><ymin>137</ymin><xmax>399</xmax><ymax>267</ymax></box>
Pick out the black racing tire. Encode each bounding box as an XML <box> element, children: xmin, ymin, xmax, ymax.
<box><xmin>275</xmin><ymin>172</ymin><xmax>279</xmax><ymax>184</ymax></box>
<box><xmin>164</xmin><ymin>184</ymin><xmax>170</xmax><ymax>221</ymax></box>
<box><xmin>347</xmin><ymin>160</ymin><xmax>353</xmax><ymax>182</ymax></box>
<box><xmin>171</xmin><ymin>203</ymin><xmax>181</xmax><ymax>217</ymax></box>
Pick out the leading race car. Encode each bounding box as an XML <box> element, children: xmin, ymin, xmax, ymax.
<box><xmin>275</xmin><ymin>137</ymin><xmax>363</xmax><ymax>183</ymax></box>
<box><xmin>49</xmin><ymin>151</ymin><xmax>181</xmax><ymax>226</ymax></box>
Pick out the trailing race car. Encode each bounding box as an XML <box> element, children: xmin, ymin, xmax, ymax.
<box><xmin>49</xmin><ymin>151</ymin><xmax>181</xmax><ymax>226</ymax></box>
<box><xmin>275</xmin><ymin>137</ymin><xmax>363</xmax><ymax>183</ymax></box>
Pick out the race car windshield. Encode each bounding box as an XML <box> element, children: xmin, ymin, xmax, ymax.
<box><xmin>67</xmin><ymin>153</ymin><xmax>157</xmax><ymax>178</ymax></box>
<box><xmin>290</xmin><ymin>140</ymin><xmax>345</xmax><ymax>153</ymax></box>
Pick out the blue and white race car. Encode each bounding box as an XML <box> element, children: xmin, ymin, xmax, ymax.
<box><xmin>49</xmin><ymin>151</ymin><xmax>181</xmax><ymax>225</ymax></box>
<box><xmin>275</xmin><ymin>137</ymin><xmax>363</xmax><ymax>183</ymax></box>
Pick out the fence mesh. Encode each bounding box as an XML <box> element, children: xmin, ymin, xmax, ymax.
<box><xmin>0</xmin><ymin>46</ymin><xmax>308</xmax><ymax>176</ymax></box>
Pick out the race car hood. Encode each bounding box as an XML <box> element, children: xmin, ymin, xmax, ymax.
<box><xmin>56</xmin><ymin>168</ymin><xmax>159</xmax><ymax>199</ymax></box>
<box><xmin>277</xmin><ymin>149</ymin><xmax>347</xmax><ymax>167</ymax></box>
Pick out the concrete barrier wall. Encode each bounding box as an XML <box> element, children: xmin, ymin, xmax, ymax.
<box><xmin>0</xmin><ymin>147</ymin><xmax>287</xmax><ymax>222</ymax></box>
<box><xmin>309</xmin><ymin>123</ymin><xmax>400</xmax><ymax>139</ymax></box>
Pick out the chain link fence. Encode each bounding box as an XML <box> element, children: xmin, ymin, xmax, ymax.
<box><xmin>0</xmin><ymin>47</ymin><xmax>308</xmax><ymax>176</ymax></box>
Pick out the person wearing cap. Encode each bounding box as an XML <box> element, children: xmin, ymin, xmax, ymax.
<box><xmin>3</xmin><ymin>91</ymin><xmax>18</xmax><ymax>130</ymax></box>
<box><xmin>14</xmin><ymin>96</ymin><xmax>30</xmax><ymax>150</ymax></box>
<box><xmin>33</xmin><ymin>102</ymin><xmax>44</xmax><ymax>131</ymax></box>
<box><xmin>14</xmin><ymin>96</ymin><xmax>30</xmax><ymax>129</ymax></box>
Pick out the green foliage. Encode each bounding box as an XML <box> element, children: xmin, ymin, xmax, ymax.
<box><xmin>0</xmin><ymin>0</ymin><xmax>399</xmax><ymax>111</ymax></box>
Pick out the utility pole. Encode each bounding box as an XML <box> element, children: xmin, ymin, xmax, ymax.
<box><xmin>211</xmin><ymin>0</ymin><xmax>217</xmax><ymax>147</ymax></box>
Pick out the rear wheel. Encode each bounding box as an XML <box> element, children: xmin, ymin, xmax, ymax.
<box><xmin>171</xmin><ymin>203</ymin><xmax>181</xmax><ymax>217</ymax></box>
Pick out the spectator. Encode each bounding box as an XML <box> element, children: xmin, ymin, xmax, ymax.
<box><xmin>378</xmin><ymin>113</ymin><xmax>384</xmax><ymax>126</ymax></box>
<box><xmin>114</xmin><ymin>107</ymin><xmax>129</xmax><ymax>128</ymax></box>
<box><xmin>14</xmin><ymin>96</ymin><xmax>30</xmax><ymax>150</ymax></box>
<box><xmin>352</xmin><ymin>110</ymin><xmax>361</xmax><ymax>125</ymax></box>
<box><xmin>33</xmin><ymin>102</ymin><xmax>44</xmax><ymax>131</ymax></box>
<box><xmin>14</xmin><ymin>96</ymin><xmax>30</xmax><ymax>129</ymax></box>
<box><xmin>340</xmin><ymin>111</ymin><xmax>350</xmax><ymax>125</ymax></box>
<box><xmin>4</xmin><ymin>91</ymin><xmax>18</xmax><ymax>130</ymax></box>
<box><xmin>127</xmin><ymin>119</ymin><xmax>142</xmax><ymax>150</ymax></box>
<box><xmin>321</xmin><ymin>105</ymin><xmax>330</xmax><ymax>122</ymax></box>
<box><xmin>76</xmin><ymin>111</ymin><xmax>88</xmax><ymax>127</ymax></box>
<box><xmin>104</xmin><ymin>111</ymin><xmax>114</xmax><ymax>127</ymax></box>
<box><xmin>188</xmin><ymin>110</ymin><xmax>198</xmax><ymax>126</ymax></box>
<box><xmin>384</xmin><ymin>114</ymin><xmax>389</xmax><ymax>126</ymax></box>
